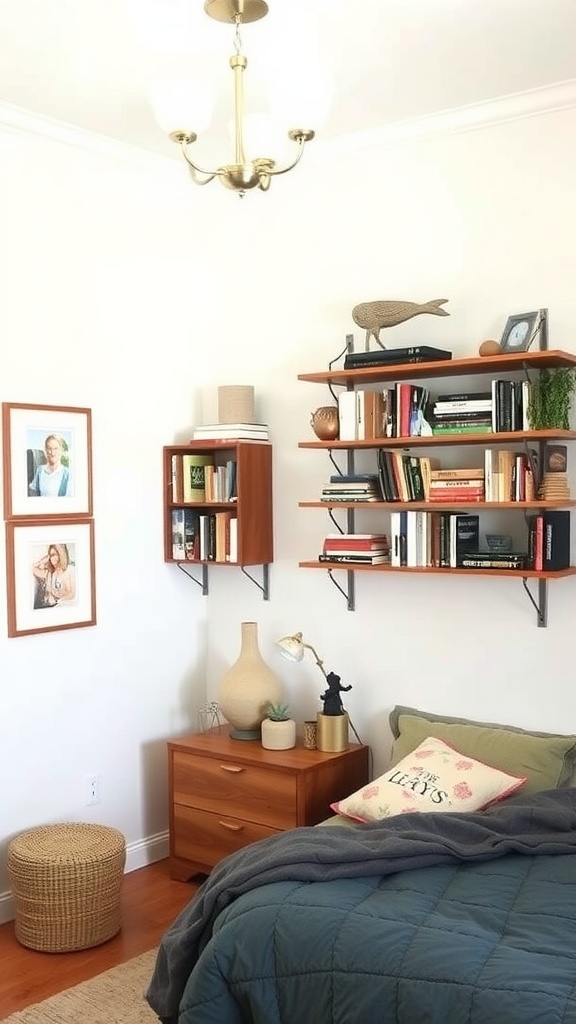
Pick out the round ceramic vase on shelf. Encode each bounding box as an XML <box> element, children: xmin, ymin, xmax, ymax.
<box><xmin>261</xmin><ymin>717</ymin><xmax>297</xmax><ymax>750</ymax></box>
<box><xmin>310</xmin><ymin>406</ymin><xmax>339</xmax><ymax>441</ymax></box>
<box><xmin>218</xmin><ymin>621</ymin><xmax>282</xmax><ymax>740</ymax></box>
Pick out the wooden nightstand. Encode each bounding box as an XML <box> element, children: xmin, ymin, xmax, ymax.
<box><xmin>167</xmin><ymin>725</ymin><xmax>370</xmax><ymax>880</ymax></box>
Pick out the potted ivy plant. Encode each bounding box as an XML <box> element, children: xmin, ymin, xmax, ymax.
<box><xmin>527</xmin><ymin>367</ymin><xmax>576</xmax><ymax>429</ymax></box>
<box><xmin>261</xmin><ymin>702</ymin><xmax>296</xmax><ymax>751</ymax></box>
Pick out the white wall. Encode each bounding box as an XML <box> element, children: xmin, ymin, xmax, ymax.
<box><xmin>1</xmin><ymin>99</ymin><xmax>575</xmax><ymax>917</ymax></box>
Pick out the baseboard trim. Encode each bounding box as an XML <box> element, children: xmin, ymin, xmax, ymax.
<box><xmin>0</xmin><ymin>830</ymin><xmax>170</xmax><ymax>925</ymax></box>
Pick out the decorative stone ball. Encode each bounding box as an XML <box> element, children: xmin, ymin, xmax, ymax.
<box><xmin>478</xmin><ymin>339</ymin><xmax>502</xmax><ymax>356</ymax></box>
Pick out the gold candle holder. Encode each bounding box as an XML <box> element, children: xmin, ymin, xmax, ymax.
<box><xmin>316</xmin><ymin>712</ymin><xmax>349</xmax><ymax>752</ymax></box>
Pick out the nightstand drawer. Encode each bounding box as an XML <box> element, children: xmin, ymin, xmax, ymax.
<box><xmin>173</xmin><ymin>804</ymin><xmax>280</xmax><ymax>870</ymax></box>
<box><xmin>173</xmin><ymin>750</ymin><xmax>297</xmax><ymax>829</ymax></box>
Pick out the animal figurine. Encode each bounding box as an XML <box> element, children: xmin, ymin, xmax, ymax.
<box><xmin>320</xmin><ymin>672</ymin><xmax>352</xmax><ymax>716</ymax></box>
<box><xmin>352</xmin><ymin>298</ymin><xmax>450</xmax><ymax>349</ymax></box>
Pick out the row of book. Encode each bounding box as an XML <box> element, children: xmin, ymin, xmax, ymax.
<box><xmin>171</xmin><ymin>453</ymin><xmax>237</xmax><ymax>503</ymax></box>
<box><xmin>335</xmin><ymin>380</ymin><xmax>535</xmax><ymax>441</ymax></box>
<box><xmin>171</xmin><ymin>508</ymin><xmax>238</xmax><ymax>562</ymax></box>
<box><xmin>322</xmin><ymin>447</ymin><xmax>541</xmax><ymax>505</ymax></box>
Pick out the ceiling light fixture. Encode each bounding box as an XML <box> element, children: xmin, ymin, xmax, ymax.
<box><xmin>161</xmin><ymin>0</ymin><xmax>315</xmax><ymax>196</ymax></box>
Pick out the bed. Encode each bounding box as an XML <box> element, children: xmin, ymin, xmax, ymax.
<box><xmin>147</xmin><ymin>707</ymin><xmax>576</xmax><ymax>1024</ymax></box>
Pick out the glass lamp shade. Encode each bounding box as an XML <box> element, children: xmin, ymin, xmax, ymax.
<box><xmin>218</xmin><ymin>621</ymin><xmax>282</xmax><ymax>740</ymax></box>
<box><xmin>275</xmin><ymin>632</ymin><xmax>305</xmax><ymax>663</ymax></box>
<box><xmin>149</xmin><ymin>78</ymin><xmax>215</xmax><ymax>136</ymax></box>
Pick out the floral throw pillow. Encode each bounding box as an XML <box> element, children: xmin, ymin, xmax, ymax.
<box><xmin>331</xmin><ymin>735</ymin><xmax>526</xmax><ymax>823</ymax></box>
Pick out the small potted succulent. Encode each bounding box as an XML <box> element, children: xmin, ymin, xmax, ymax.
<box><xmin>261</xmin><ymin>701</ymin><xmax>296</xmax><ymax>751</ymax></box>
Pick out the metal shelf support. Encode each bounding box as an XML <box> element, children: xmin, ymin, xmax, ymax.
<box><xmin>240</xmin><ymin>564</ymin><xmax>270</xmax><ymax>600</ymax></box>
<box><xmin>522</xmin><ymin>576</ymin><xmax>548</xmax><ymax>627</ymax></box>
<box><xmin>327</xmin><ymin>568</ymin><xmax>356</xmax><ymax>611</ymax></box>
<box><xmin>178</xmin><ymin>562</ymin><xmax>209</xmax><ymax>595</ymax></box>
<box><xmin>177</xmin><ymin>563</ymin><xmax>270</xmax><ymax>600</ymax></box>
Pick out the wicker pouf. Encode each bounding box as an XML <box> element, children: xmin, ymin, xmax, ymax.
<box><xmin>7</xmin><ymin>822</ymin><xmax>126</xmax><ymax>952</ymax></box>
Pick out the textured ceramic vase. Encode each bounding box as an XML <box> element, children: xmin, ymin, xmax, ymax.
<box><xmin>311</xmin><ymin>406</ymin><xmax>339</xmax><ymax>441</ymax></box>
<box><xmin>218</xmin><ymin>621</ymin><xmax>282</xmax><ymax>740</ymax></box>
<box><xmin>261</xmin><ymin>717</ymin><xmax>297</xmax><ymax>751</ymax></box>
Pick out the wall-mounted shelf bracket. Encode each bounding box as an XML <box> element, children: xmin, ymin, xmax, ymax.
<box><xmin>327</xmin><ymin>568</ymin><xmax>355</xmax><ymax>611</ymax></box>
<box><xmin>240</xmin><ymin>563</ymin><xmax>270</xmax><ymax>600</ymax></box>
<box><xmin>521</xmin><ymin>576</ymin><xmax>548</xmax><ymax>627</ymax></box>
<box><xmin>178</xmin><ymin>562</ymin><xmax>209</xmax><ymax>595</ymax></box>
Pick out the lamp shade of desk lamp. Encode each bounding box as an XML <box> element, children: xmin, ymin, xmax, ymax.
<box><xmin>275</xmin><ymin>632</ymin><xmax>328</xmax><ymax>678</ymax></box>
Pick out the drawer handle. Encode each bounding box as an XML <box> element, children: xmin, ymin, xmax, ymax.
<box><xmin>219</xmin><ymin>764</ymin><xmax>245</xmax><ymax>774</ymax></box>
<box><xmin>219</xmin><ymin>821</ymin><xmax>244</xmax><ymax>832</ymax></box>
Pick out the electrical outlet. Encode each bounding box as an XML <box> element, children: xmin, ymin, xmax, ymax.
<box><xmin>85</xmin><ymin>773</ymin><xmax>100</xmax><ymax>806</ymax></box>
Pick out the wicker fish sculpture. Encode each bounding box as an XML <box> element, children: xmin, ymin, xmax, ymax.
<box><xmin>352</xmin><ymin>298</ymin><xmax>450</xmax><ymax>349</ymax></box>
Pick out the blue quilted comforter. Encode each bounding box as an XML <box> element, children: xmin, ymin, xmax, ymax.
<box><xmin>148</xmin><ymin>789</ymin><xmax>576</xmax><ymax>1024</ymax></box>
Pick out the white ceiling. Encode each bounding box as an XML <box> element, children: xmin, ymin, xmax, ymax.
<box><xmin>1</xmin><ymin>0</ymin><xmax>576</xmax><ymax>161</ymax></box>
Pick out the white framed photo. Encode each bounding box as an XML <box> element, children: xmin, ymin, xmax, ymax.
<box><xmin>6</xmin><ymin>518</ymin><xmax>96</xmax><ymax>637</ymax></box>
<box><xmin>2</xmin><ymin>403</ymin><xmax>92</xmax><ymax>519</ymax></box>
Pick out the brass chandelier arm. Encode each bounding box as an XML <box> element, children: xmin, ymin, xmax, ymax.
<box><xmin>263</xmin><ymin>130</ymin><xmax>315</xmax><ymax>178</ymax></box>
<box><xmin>178</xmin><ymin>141</ymin><xmax>217</xmax><ymax>185</ymax></box>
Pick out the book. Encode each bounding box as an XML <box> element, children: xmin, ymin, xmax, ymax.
<box><xmin>323</xmin><ymin>535</ymin><xmax>389</xmax><ymax>551</ymax></box>
<box><xmin>318</xmin><ymin>553</ymin><xmax>389</xmax><ymax>564</ymax></box>
<box><xmin>451</xmin><ymin>514</ymin><xmax>480</xmax><ymax>567</ymax></box>
<box><xmin>338</xmin><ymin>391</ymin><xmax>358</xmax><ymax>441</ymax></box>
<box><xmin>171</xmin><ymin>453</ymin><xmax>184</xmax><ymax>502</ymax></box>
<box><xmin>435</xmin><ymin>391</ymin><xmax>492</xmax><ymax>402</ymax></box>
<box><xmin>344</xmin><ymin>346</ymin><xmax>452</xmax><ymax>368</ymax></box>
<box><xmin>182</xmin><ymin>453</ymin><xmax>214</xmax><ymax>502</ymax></box>
<box><xmin>329</xmin><ymin>474</ymin><xmax>380</xmax><ymax>484</ymax></box>
<box><xmin>460</xmin><ymin>558</ymin><xmax>527</xmax><ymax>570</ymax></box>
<box><xmin>171</xmin><ymin>508</ymin><xmax>185</xmax><ymax>559</ymax></box>
<box><xmin>183</xmin><ymin>508</ymin><xmax>199</xmax><ymax>560</ymax></box>
<box><xmin>543</xmin><ymin>510</ymin><xmax>570</xmax><ymax>570</ymax></box>
<box><xmin>430</xmin><ymin>468</ymin><xmax>485</xmax><ymax>480</ymax></box>
<box><xmin>192</xmin><ymin>425</ymin><xmax>269</xmax><ymax>441</ymax></box>
<box><xmin>432</xmin><ymin>424</ymin><xmax>492</xmax><ymax>435</ymax></box>
<box><xmin>194</xmin><ymin>421</ymin><xmax>268</xmax><ymax>433</ymax></box>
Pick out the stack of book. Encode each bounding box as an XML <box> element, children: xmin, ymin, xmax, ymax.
<box><xmin>320</xmin><ymin>474</ymin><xmax>381</xmax><ymax>502</ymax></box>
<box><xmin>428</xmin><ymin>468</ymin><xmax>485</xmax><ymax>503</ymax></box>
<box><xmin>460</xmin><ymin>551</ymin><xmax>528</xmax><ymax>570</ymax></box>
<box><xmin>192</xmin><ymin>422</ymin><xmax>270</xmax><ymax>442</ymax></box>
<box><xmin>343</xmin><ymin>346</ymin><xmax>452</xmax><ymax>370</ymax></box>
<box><xmin>432</xmin><ymin>391</ymin><xmax>493</xmax><ymax>435</ymax></box>
<box><xmin>319</xmin><ymin>533</ymin><xmax>390</xmax><ymax>565</ymax></box>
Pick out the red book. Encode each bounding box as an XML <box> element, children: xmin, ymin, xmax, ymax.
<box><xmin>534</xmin><ymin>515</ymin><xmax>544</xmax><ymax>570</ymax></box>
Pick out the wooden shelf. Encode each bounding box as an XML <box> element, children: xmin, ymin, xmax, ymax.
<box><xmin>298</xmin><ymin>345</ymin><xmax>576</xmax><ymax>624</ymax></box>
<box><xmin>300</xmin><ymin>500</ymin><xmax>576</xmax><ymax>511</ymax></box>
<box><xmin>300</xmin><ymin>561</ymin><xmax>576</xmax><ymax>579</ymax></box>
<box><xmin>298</xmin><ymin>349</ymin><xmax>576</xmax><ymax>386</ymax></box>
<box><xmin>299</xmin><ymin>429</ymin><xmax>576</xmax><ymax>450</ymax></box>
<box><xmin>163</xmin><ymin>441</ymin><xmax>273</xmax><ymax>598</ymax></box>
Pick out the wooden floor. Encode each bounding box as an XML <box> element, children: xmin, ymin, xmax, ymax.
<box><xmin>0</xmin><ymin>859</ymin><xmax>199</xmax><ymax>1019</ymax></box>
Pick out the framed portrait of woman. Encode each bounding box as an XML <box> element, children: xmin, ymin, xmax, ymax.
<box><xmin>5</xmin><ymin>518</ymin><xmax>96</xmax><ymax>637</ymax></box>
<box><xmin>2</xmin><ymin>403</ymin><xmax>92</xmax><ymax>519</ymax></box>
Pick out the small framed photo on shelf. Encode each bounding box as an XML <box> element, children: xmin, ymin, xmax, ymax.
<box><xmin>5</xmin><ymin>518</ymin><xmax>96</xmax><ymax>637</ymax></box>
<box><xmin>500</xmin><ymin>309</ymin><xmax>547</xmax><ymax>354</ymax></box>
<box><xmin>2</xmin><ymin>403</ymin><xmax>92</xmax><ymax>519</ymax></box>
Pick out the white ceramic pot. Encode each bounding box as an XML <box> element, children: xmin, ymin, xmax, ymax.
<box><xmin>261</xmin><ymin>717</ymin><xmax>297</xmax><ymax>750</ymax></box>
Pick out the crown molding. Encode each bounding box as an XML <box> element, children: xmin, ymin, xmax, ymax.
<box><xmin>1</xmin><ymin>79</ymin><xmax>576</xmax><ymax>168</ymax></box>
<box><xmin>314</xmin><ymin>79</ymin><xmax>576</xmax><ymax>159</ymax></box>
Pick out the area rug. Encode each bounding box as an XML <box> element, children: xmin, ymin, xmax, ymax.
<box><xmin>2</xmin><ymin>949</ymin><xmax>158</xmax><ymax>1024</ymax></box>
